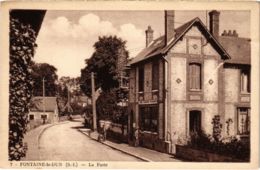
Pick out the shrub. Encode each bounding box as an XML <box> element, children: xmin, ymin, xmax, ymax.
<box><xmin>211</xmin><ymin>115</ymin><xmax>222</xmax><ymax>142</ymax></box>
<box><xmin>9</xmin><ymin>18</ymin><xmax>37</xmax><ymax>160</ymax></box>
<box><xmin>187</xmin><ymin>131</ymin><xmax>250</xmax><ymax>160</ymax></box>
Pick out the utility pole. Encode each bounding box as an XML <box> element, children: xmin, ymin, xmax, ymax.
<box><xmin>91</xmin><ymin>72</ymin><xmax>97</xmax><ymax>131</ymax></box>
<box><xmin>205</xmin><ymin>10</ymin><xmax>208</xmax><ymax>29</ymax></box>
<box><xmin>43</xmin><ymin>77</ymin><xmax>46</xmax><ymax>124</ymax></box>
<box><xmin>43</xmin><ymin>77</ymin><xmax>46</xmax><ymax>113</ymax></box>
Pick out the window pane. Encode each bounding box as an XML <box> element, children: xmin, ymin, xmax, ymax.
<box><xmin>238</xmin><ymin>108</ymin><xmax>250</xmax><ymax>135</ymax></box>
<box><xmin>150</xmin><ymin>106</ymin><xmax>158</xmax><ymax>132</ymax></box>
<box><xmin>241</xmin><ymin>69</ymin><xmax>250</xmax><ymax>93</ymax></box>
<box><xmin>139</xmin><ymin>106</ymin><xmax>158</xmax><ymax>132</ymax></box>
<box><xmin>152</xmin><ymin>60</ymin><xmax>159</xmax><ymax>90</ymax></box>
<box><xmin>29</xmin><ymin>115</ymin><xmax>34</xmax><ymax>120</ymax></box>
<box><xmin>189</xmin><ymin>63</ymin><xmax>201</xmax><ymax>90</ymax></box>
<box><xmin>138</xmin><ymin>66</ymin><xmax>144</xmax><ymax>92</ymax></box>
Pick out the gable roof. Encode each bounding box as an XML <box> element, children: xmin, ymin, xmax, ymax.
<box><xmin>129</xmin><ymin>17</ymin><xmax>232</xmax><ymax>66</ymax></box>
<box><xmin>30</xmin><ymin>97</ymin><xmax>57</xmax><ymax>112</ymax></box>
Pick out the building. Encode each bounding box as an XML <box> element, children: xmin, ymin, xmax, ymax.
<box><xmin>28</xmin><ymin>97</ymin><xmax>59</xmax><ymax>129</ymax></box>
<box><xmin>127</xmin><ymin>10</ymin><xmax>250</xmax><ymax>154</ymax></box>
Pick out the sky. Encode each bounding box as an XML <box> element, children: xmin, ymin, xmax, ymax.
<box><xmin>34</xmin><ymin>10</ymin><xmax>250</xmax><ymax>78</ymax></box>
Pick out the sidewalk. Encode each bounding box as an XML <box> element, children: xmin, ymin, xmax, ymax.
<box><xmin>22</xmin><ymin>121</ymin><xmax>68</xmax><ymax>160</ymax></box>
<box><xmin>78</xmin><ymin>129</ymin><xmax>181</xmax><ymax>162</ymax></box>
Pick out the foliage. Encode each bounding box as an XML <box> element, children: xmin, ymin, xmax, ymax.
<box><xmin>9</xmin><ymin>18</ymin><xmax>37</xmax><ymax>160</ymax></box>
<box><xmin>226</xmin><ymin>118</ymin><xmax>233</xmax><ymax>136</ymax></box>
<box><xmin>186</xmin><ymin>115</ymin><xmax>250</xmax><ymax>160</ymax></box>
<box><xmin>80</xmin><ymin>36</ymin><xmax>129</xmax><ymax>123</ymax></box>
<box><xmin>31</xmin><ymin>62</ymin><xmax>58</xmax><ymax>96</ymax></box>
<box><xmin>57</xmin><ymin>76</ymin><xmax>85</xmax><ymax>115</ymax></box>
<box><xmin>96</xmin><ymin>90</ymin><xmax>118</xmax><ymax>121</ymax></box>
<box><xmin>187</xmin><ymin>131</ymin><xmax>250</xmax><ymax>160</ymax></box>
<box><xmin>94</xmin><ymin>89</ymin><xmax>127</xmax><ymax>124</ymax></box>
<box><xmin>80</xmin><ymin>35</ymin><xmax>129</xmax><ymax>96</ymax></box>
<box><xmin>211</xmin><ymin>115</ymin><xmax>222</xmax><ymax>142</ymax></box>
<box><xmin>58</xmin><ymin>76</ymin><xmax>83</xmax><ymax>96</ymax></box>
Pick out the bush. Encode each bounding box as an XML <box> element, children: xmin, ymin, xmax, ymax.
<box><xmin>9</xmin><ymin>18</ymin><xmax>37</xmax><ymax>160</ymax></box>
<box><xmin>187</xmin><ymin>131</ymin><xmax>250</xmax><ymax>160</ymax></box>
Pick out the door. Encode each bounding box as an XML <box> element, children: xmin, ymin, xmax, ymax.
<box><xmin>189</xmin><ymin>110</ymin><xmax>201</xmax><ymax>133</ymax></box>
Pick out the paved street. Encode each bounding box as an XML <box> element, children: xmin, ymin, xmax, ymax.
<box><xmin>37</xmin><ymin>120</ymin><xmax>141</xmax><ymax>161</ymax></box>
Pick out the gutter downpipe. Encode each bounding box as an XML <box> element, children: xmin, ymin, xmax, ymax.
<box><xmin>161</xmin><ymin>54</ymin><xmax>172</xmax><ymax>153</ymax></box>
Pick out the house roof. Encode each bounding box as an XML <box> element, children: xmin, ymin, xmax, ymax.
<box><xmin>129</xmin><ymin>17</ymin><xmax>250</xmax><ymax>66</ymax></box>
<box><xmin>218</xmin><ymin>36</ymin><xmax>250</xmax><ymax>65</ymax></box>
<box><xmin>30</xmin><ymin>97</ymin><xmax>57</xmax><ymax>112</ymax></box>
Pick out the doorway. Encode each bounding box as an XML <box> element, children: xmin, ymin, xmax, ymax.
<box><xmin>189</xmin><ymin>110</ymin><xmax>201</xmax><ymax>133</ymax></box>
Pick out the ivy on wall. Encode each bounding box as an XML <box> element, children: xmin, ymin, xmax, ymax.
<box><xmin>9</xmin><ymin>18</ymin><xmax>36</xmax><ymax>160</ymax></box>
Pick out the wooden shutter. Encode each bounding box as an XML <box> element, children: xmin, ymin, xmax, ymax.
<box><xmin>189</xmin><ymin>63</ymin><xmax>201</xmax><ymax>90</ymax></box>
<box><xmin>138</xmin><ymin>66</ymin><xmax>144</xmax><ymax>92</ymax></box>
<box><xmin>152</xmin><ymin>60</ymin><xmax>159</xmax><ymax>90</ymax></box>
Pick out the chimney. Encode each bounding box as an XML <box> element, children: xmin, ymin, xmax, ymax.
<box><xmin>227</xmin><ymin>30</ymin><xmax>232</xmax><ymax>36</ymax></box>
<box><xmin>221</xmin><ymin>30</ymin><xmax>227</xmax><ymax>36</ymax></box>
<box><xmin>209</xmin><ymin>10</ymin><xmax>220</xmax><ymax>39</ymax></box>
<box><xmin>232</xmin><ymin>30</ymin><xmax>238</xmax><ymax>37</ymax></box>
<box><xmin>145</xmin><ymin>26</ymin><xmax>154</xmax><ymax>47</ymax></box>
<box><xmin>165</xmin><ymin>10</ymin><xmax>175</xmax><ymax>45</ymax></box>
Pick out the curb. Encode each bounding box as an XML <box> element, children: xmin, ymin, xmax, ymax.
<box><xmin>77</xmin><ymin>129</ymin><xmax>151</xmax><ymax>162</ymax></box>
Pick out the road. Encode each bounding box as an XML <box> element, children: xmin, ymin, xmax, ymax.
<box><xmin>38</xmin><ymin>120</ymin><xmax>141</xmax><ymax>161</ymax></box>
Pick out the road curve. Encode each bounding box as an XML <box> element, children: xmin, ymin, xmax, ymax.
<box><xmin>38</xmin><ymin>121</ymin><xmax>141</xmax><ymax>161</ymax></box>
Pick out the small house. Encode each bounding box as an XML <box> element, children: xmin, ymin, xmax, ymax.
<box><xmin>28</xmin><ymin>96</ymin><xmax>59</xmax><ymax>129</ymax></box>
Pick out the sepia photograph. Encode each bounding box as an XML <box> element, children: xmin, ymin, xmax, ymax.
<box><xmin>0</xmin><ymin>1</ymin><xmax>259</xmax><ymax>169</ymax></box>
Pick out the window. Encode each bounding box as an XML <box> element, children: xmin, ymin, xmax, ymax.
<box><xmin>41</xmin><ymin>114</ymin><xmax>47</xmax><ymax>119</ymax></box>
<box><xmin>140</xmin><ymin>105</ymin><xmax>158</xmax><ymax>132</ymax></box>
<box><xmin>138</xmin><ymin>66</ymin><xmax>144</xmax><ymax>92</ymax></box>
<box><xmin>189</xmin><ymin>63</ymin><xmax>202</xmax><ymax>90</ymax></box>
<box><xmin>241</xmin><ymin>69</ymin><xmax>250</xmax><ymax>93</ymax></box>
<box><xmin>152</xmin><ymin>60</ymin><xmax>159</xmax><ymax>90</ymax></box>
<box><xmin>237</xmin><ymin>108</ymin><xmax>250</xmax><ymax>135</ymax></box>
<box><xmin>29</xmin><ymin>115</ymin><xmax>34</xmax><ymax>120</ymax></box>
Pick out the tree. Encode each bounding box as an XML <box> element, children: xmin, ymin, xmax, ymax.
<box><xmin>80</xmin><ymin>35</ymin><xmax>129</xmax><ymax>95</ymax></box>
<box><xmin>57</xmin><ymin>76</ymin><xmax>85</xmax><ymax>115</ymax></box>
<box><xmin>59</xmin><ymin>76</ymin><xmax>83</xmax><ymax>97</ymax></box>
<box><xmin>9</xmin><ymin>18</ymin><xmax>36</xmax><ymax>160</ymax></box>
<box><xmin>80</xmin><ymin>35</ymin><xmax>129</xmax><ymax>123</ymax></box>
<box><xmin>31</xmin><ymin>62</ymin><xmax>58</xmax><ymax>96</ymax></box>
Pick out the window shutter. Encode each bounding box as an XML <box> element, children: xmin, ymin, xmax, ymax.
<box><xmin>189</xmin><ymin>63</ymin><xmax>201</xmax><ymax>90</ymax></box>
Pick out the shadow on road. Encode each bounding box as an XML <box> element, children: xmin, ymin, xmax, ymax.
<box><xmin>70</xmin><ymin>125</ymin><xmax>86</xmax><ymax>129</ymax></box>
<box><xmin>69</xmin><ymin>119</ymin><xmax>83</xmax><ymax>122</ymax></box>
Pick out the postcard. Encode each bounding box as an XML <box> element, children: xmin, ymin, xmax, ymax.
<box><xmin>0</xmin><ymin>1</ymin><xmax>259</xmax><ymax>169</ymax></box>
